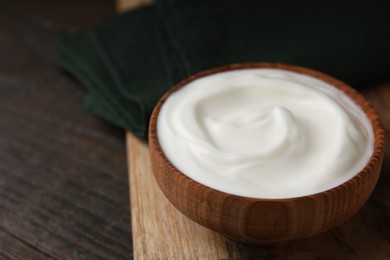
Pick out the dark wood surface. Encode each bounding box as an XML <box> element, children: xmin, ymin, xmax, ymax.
<box><xmin>0</xmin><ymin>1</ymin><xmax>134</xmax><ymax>259</ymax></box>
<box><xmin>0</xmin><ymin>1</ymin><xmax>389</xmax><ymax>259</ymax></box>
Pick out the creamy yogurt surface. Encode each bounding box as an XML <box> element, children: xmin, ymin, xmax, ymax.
<box><xmin>157</xmin><ymin>68</ymin><xmax>373</xmax><ymax>199</ymax></box>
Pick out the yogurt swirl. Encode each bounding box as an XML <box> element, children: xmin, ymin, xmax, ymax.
<box><xmin>157</xmin><ymin>68</ymin><xmax>373</xmax><ymax>198</ymax></box>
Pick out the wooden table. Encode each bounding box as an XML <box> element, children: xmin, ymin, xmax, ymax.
<box><xmin>0</xmin><ymin>1</ymin><xmax>132</xmax><ymax>259</ymax></box>
<box><xmin>0</xmin><ymin>1</ymin><xmax>389</xmax><ymax>259</ymax></box>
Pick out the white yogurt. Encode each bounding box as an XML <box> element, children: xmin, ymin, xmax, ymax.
<box><xmin>157</xmin><ymin>68</ymin><xmax>373</xmax><ymax>199</ymax></box>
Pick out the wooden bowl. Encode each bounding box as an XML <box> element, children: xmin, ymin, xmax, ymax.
<box><xmin>148</xmin><ymin>63</ymin><xmax>385</xmax><ymax>245</ymax></box>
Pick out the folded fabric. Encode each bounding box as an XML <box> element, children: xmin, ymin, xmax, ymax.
<box><xmin>56</xmin><ymin>0</ymin><xmax>390</xmax><ymax>139</ymax></box>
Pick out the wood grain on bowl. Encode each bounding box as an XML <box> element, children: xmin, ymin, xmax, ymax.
<box><xmin>148</xmin><ymin>63</ymin><xmax>385</xmax><ymax>245</ymax></box>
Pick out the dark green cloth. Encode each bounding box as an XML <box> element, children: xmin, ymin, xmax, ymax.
<box><xmin>56</xmin><ymin>0</ymin><xmax>390</xmax><ymax>139</ymax></box>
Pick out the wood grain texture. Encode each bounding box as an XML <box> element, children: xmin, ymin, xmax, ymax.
<box><xmin>128</xmin><ymin>135</ymin><xmax>239</xmax><ymax>259</ymax></box>
<box><xmin>0</xmin><ymin>1</ymin><xmax>133</xmax><ymax>259</ymax></box>
<box><xmin>148</xmin><ymin>63</ymin><xmax>384</xmax><ymax>245</ymax></box>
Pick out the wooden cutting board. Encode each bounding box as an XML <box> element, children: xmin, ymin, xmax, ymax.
<box><xmin>120</xmin><ymin>1</ymin><xmax>390</xmax><ymax>259</ymax></box>
<box><xmin>127</xmin><ymin>133</ymin><xmax>249</xmax><ymax>259</ymax></box>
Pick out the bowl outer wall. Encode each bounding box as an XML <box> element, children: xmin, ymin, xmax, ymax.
<box><xmin>148</xmin><ymin>63</ymin><xmax>385</xmax><ymax>244</ymax></box>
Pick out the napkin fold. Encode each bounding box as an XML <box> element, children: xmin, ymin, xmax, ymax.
<box><xmin>56</xmin><ymin>0</ymin><xmax>390</xmax><ymax>139</ymax></box>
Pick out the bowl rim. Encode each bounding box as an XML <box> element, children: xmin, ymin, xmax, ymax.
<box><xmin>149</xmin><ymin>62</ymin><xmax>385</xmax><ymax>203</ymax></box>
